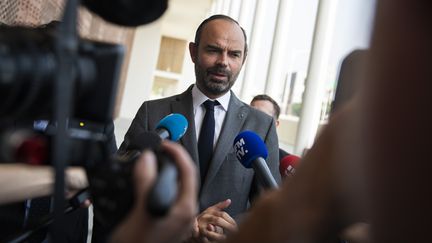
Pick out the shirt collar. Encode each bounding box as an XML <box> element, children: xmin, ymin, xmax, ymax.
<box><xmin>192</xmin><ymin>84</ymin><xmax>230</xmax><ymax>112</ymax></box>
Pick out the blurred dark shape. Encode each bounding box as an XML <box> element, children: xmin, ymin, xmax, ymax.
<box><xmin>331</xmin><ymin>49</ymin><xmax>368</xmax><ymax>115</ymax></box>
<box><xmin>0</xmin><ymin>23</ymin><xmax>124</xmax><ymax>123</ymax></box>
<box><xmin>82</xmin><ymin>0</ymin><xmax>168</xmax><ymax>26</ymax></box>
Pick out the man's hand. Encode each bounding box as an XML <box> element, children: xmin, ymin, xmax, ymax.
<box><xmin>192</xmin><ymin>199</ymin><xmax>238</xmax><ymax>243</ymax></box>
<box><xmin>65</xmin><ymin>167</ymin><xmax>88</xmax><ymax>199</ymax></box>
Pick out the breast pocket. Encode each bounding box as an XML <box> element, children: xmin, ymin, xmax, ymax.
<box><xmin>221</xmin><ymin>151</ymin><xmax>254</xmax><ymax>194</ymax></box>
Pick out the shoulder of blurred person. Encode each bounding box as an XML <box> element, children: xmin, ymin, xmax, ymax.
<box><xmin>224</xmin><ymin>100</ymin><xmax>369</xmax><ymax>243</ymax></box>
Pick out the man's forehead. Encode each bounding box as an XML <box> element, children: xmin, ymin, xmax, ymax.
<box><xmin>252</xmin><ymin>100</ymin><xmax>275</xmax><ymax>116</ymax></box>
<box><xmin>200</xmin><ymin>19</ymin><xmax>245</xmax><ymax>49</ymax></box>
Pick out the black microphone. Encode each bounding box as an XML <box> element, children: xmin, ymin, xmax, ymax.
<box><xmin>82</xmin><ymin>0</ymin><xmax>168</xmax><ymax>27</ymax></box>
<box><xmin>129</xmin><ymin>113</ymin><xmax>188</xmax><ymax>217</ymax></box>
<box><xmin>127</xmin><ymin>131</ymin><xmax>177</xmax><ymax>217</ymax></box>
<box><xmin>233</xmin><ymin>131</ymin><xmax>278</xmax><ymax>189</ymax></box>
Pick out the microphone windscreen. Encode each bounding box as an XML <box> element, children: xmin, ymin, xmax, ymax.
<box><xmin>128</xmin><ymin>131</ymin><xmax>162</xmax><ymax>151</ymax></box>
<box><xmin>233</xmin><ymin>130</ymin><xmax>268</xmax><ymax>168</ymax></box>
<box><xmin>82</xmin><ymin>0</ymin><xmax>168</xmax><ymax>27</ymax></box>
<box><xmin>280</xmin><ymin>155</ymin><xmax>300</xmax><ymax>177</ymax></box>
<box><xmin>156</xmin><ymin>113</ymin><xmax>188</xmax><ymax>141</ymax></box>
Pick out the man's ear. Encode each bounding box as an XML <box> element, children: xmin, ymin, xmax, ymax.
<box><xmin>242</xmin><ymin>51</ymin><xmax>247</xmax><ymax>65</ymax></box>
<box><xmin>189</xmin><ymin>42</ymin><xmax>198</xmax><ymax>63</ymax></box>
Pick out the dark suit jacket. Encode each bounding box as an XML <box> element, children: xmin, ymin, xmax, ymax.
<box><xmin>119</xmin><ymin>85</ymin><xmax>281</xmax><ymax>218</ymax></box>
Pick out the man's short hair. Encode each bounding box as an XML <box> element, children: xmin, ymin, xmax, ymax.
<box><xmin>251</xmin><ymin>94</ymin><xmax>281</xmax><ymax>119</ymax></box>
<box><xmin>193</xmin><ymin>14</ymin><xmax>248</xmax><ymax>58</ymax></box>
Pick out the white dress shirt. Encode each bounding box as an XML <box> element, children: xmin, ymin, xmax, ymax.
<box><xmin>192</xmin><ymin>85</ymin><xmax>230</xmax><ymax>150</ymax></box>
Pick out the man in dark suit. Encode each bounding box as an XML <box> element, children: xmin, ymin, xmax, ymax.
<box><xmin>119</xmin><ymin>14</ymin><xmax>280</xmax><ymax>242</ymax></box>
<box><xmin>250</xmin><ymin>94</ymin><xmax>291</xmax><ymax>160</ymax></box>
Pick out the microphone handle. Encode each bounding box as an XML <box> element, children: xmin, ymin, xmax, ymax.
<box><xmin>146</xmin><ymin>151</ymin><xmax>178</xmax><ymax>217</ymax></box>
<box><xmin>253</xmin><ymin>157</ymin><xmax>278</xmax><ymax>189</ymax></box>
<box><xmin>156</xmin><ymin>128</ymin><xmax>170</xmax><ymax>140</ymax></box>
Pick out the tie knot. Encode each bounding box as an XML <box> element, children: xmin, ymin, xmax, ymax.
<box><xmin>203</xmin><ymin>100</ymin><xmax>219</xmax><ymax>111</ymax></box>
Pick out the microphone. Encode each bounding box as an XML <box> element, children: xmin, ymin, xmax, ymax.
<box><xmin>90</xmin><ymin>131</ymin><xmax>177</xmax><ymax>228</ymax></box>
<box><xmin>130</xmin><ymin>113</ymin><xmax>188</xmax><ymax>216</ymax></box>
<box><xmin>233</xmin><ymin>131</ymin><xmax>278</xmax><ymax>189</ymax></box>
<box><xmin>127</xmin><ymin>131</ymin><xmax>177</xmax><ymax>217</ymax></box>
<box><xmin>280</xmin><ymin>154</ymin><xmax>301</xmax><ymax>178</ymax></box>
<box><xmin>91</xmin><ymin>114</ymin><xmax>188</xmax><ymax>226</ymax></box>
<box><xmin>155</xmin><ymin>113</ymin><xmax>188</xmax><ymax>141</ymax></box>
<box><xmin>82</xmin><ymin>0</ymin><xmax>168</xmax><ymax>27</ymax></box>
<box><xmin>123</xmin><ymin>130</ymin><xmax>163</xmax><ymax>161</ymax></box>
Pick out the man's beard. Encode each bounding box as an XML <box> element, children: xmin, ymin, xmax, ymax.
<box><xmin>195</xmin><ymin>65</ymin><xmax>239</xmax><ymax>96</ymax></box>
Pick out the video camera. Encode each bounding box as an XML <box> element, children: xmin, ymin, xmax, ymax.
<box><xmin>0</xmin><ymin>0</ymin><xmax>169</xmax><ymax>240</ymax></box>
<box><xmin>0</xmin><ymin>22</ymin><xmax>123</xmax><ymax>122</ymax></box>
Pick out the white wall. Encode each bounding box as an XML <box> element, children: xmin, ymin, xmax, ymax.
<box><xmin>119</xmin><ymin>20</ymin><xmax>163</xmax><ymax>119</ymax></box>
<box><xmin>118</xmin><ymin>0</ymin><xmax>213</xmax><ymax>121</ymax></box>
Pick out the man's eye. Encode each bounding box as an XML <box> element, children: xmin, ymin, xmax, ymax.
<box><xmin>229</xmin><ymin>52</ymin><xmax>241</xmax><ymax>58</ymax></box>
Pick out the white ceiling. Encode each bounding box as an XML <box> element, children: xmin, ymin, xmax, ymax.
<box><xmin>160</xmin><ymin>0</ymin><xmax>213</xmax><ymax>41</ymax></box>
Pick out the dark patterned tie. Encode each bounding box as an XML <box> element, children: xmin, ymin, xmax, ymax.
<box><xmin>198</xmin><ymin>100</ymin><xmax>219</xmax><ymax>185</ymax></box>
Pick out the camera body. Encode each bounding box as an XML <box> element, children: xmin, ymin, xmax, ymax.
<box><xmin>0</xmin><ymin>0</ymin><xmax>172</xmax><ymax>240</ymax></box>
<box><xmin>0</xmin><ymin>24</ymin><xmax>123</xmax><ymax>123</ymax></box>
<box><xmin>0</xmin><ymin>22</ymin><xmax>141</xmax><ymax>230</ymax></box>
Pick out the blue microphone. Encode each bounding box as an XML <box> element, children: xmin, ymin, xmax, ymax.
<box><xmin>233</xmin><ymin>131</ymin><xmax>278</xmax><ymax>189</ymax></box>
<box><xmin>156</xmin><ymin>113</ymin><xmax>188</xmax><ymax>141</ymax></box>
<box><xmin>145</xmin><ymin>113</ymin><xmax>188</xmax><ymax>216</ymax></box>
<box><xmin>127</xmin><ymin>114</ymin><xmax>188</xmax><ymax>217</ymax></box>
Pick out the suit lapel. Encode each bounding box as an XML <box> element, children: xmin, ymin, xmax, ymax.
<box><xmin>203</xmin><ymin>93</ymin><xmax>248</xmax><ymax>188</ymax></box>
<box><xmin>170</xmin><ymin>86</ymin><xmax>200</xmax><ymax>166</ymax></box>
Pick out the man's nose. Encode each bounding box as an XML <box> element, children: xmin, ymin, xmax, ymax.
<box><xmin>216</xmin><ymin>52</ymin><xmax>228</xmax><ymax>67</ymax></box>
